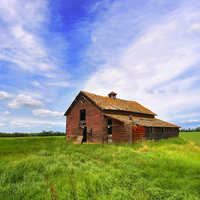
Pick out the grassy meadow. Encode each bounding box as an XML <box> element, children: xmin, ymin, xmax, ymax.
<box><xmin>179</xmin><ymin>131</ymin><xmax>200</xmax><ymax>146</ymax></box>
<box><xmin>0</xmin><ymin>136</ymin><xmax>200</xmax><ymax>200</ymax></box>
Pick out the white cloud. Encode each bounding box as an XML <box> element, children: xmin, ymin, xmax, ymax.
<box><xmin>32</xmin><ymin>109</ymin><xmax>64</xmax><ymax>117</ymax></box>
<box><xmin>45</xmin><ymin>81</ymin><xmax>72</xmax><ymax>87</ymax></box>
<box><xmin>158</xmin><ymin>89</ymin><xmax>165</xmax><ymax>93</ymax></box>
<box><xmin>145</xmin><ymin>87</ymin><xmax>154</xmax><ymax>94</ymax></box>
<box><xmin>1</xmin><ymin>111</ymin><xmax>11</xmax><ymax>115</ymax></box>
<box><xmin>171</xmin><ymin>87</ymin><xmax>179</xmax><ymax>93</ymax></box>
<box><xmin>0</xmin><ymin>0</ymin><xmax>68</xmax><ymax>77</ymax></box>
<box><xmin>9</xmin><ymin>119</ymin><xmax>65</xmax><ymax>128</ymax></box>
<box><xmin>83</xmin><ymin>0</ymin><xmax>200</xmax><ymax>128</ymax></box>
<box><xmin>0</xmin><ymin>0</ymin><xmax>50</xmax><ymax>72</ymax></box>
<box><xmin>0</xmin><ymin>91</ymin><xmax>15</xmax><ymax>100</ymax></box>
<box><xmin>7</xmin><ymin>94</ymin><xmax>44</xmax><ymax>109</ymax></box>
<box><xmin>187</xmin><ymin>119</ymin><xmax>200</xmax><ymax>123</ymax></box>
<box><xmin>187</xmin><ymin>22</ymin><xmax>200</xmax><ymax>36</ymax></box>
<box><xmin>30</xmin><ymin>81</ymin><xmax>41</xmax><ymax>88</ymax></box>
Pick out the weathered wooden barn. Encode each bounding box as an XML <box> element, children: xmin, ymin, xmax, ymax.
<box><xmin>64</xmin><ymin>91</ymin><xmax>180</xmax><ymax>144</ymax></box>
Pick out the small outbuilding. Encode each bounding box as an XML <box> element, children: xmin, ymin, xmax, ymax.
<box><xmin>64</xmin><ymin>91</ymin><xmax>180</xmax><ymax>144</ymax></box>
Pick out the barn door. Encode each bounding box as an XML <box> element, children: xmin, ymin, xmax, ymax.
<box><xmin>82</xmin><ymin>127</ymin><xmax>87</xmax><ymax>143</ymax></box>
<box><xmin>107</xmin><ymin>119</ymin><xmax>112</xmax><ymax>143</ymax></box>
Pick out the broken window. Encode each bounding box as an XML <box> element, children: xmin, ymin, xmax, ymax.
<box><xmin>81</xmin><ymin>97</ymin><xmax>85</xmax><ymax>103</ymax></box>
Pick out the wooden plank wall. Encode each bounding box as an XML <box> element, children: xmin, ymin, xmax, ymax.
<box><xmin>132</xmin><ymin>126</ymin><xmax>148</xmax><ymax>143</ymax></box>
<box><xmin>66</xmin><ymin>95</ymin><xmax>103</xmax><ymax>143</ymax></box>
<box><xmin>148</xmin><ymin>127</ymin><xmax>179</xmax><ymax>140</ymax></box>
<box><xmin>131</xmin><ymin>126</ymin><xmax>179</xmax><ymax>142</ymax></box>
<box><xmin>102</xmin><ymin>117</ymin><xmax>131</xmax><ymax>143</ymax></box>
<box><xmin>113</xmin><ymin>121</ymin><xmax>131</xmax><ymax>143</ymax></box>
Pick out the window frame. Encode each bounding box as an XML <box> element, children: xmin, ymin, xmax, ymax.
<box><xmin>149</xmin><ymin>127</ymin><xmax>153</xmax><ymax>134</ymax></box>
<box><xmin>80</xmin><ymin>109</ymin><xmax>86</xmax><ymax>121</ymax></box>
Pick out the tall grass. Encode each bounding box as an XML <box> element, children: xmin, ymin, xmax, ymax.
<box><xmin>0</xmin><ymin>137</ymin><xmax>200</xmax><ymax>199</ymax></box>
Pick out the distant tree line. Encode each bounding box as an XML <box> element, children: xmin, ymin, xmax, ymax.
<box><xmin>180</xmin><ymin>127</ymin><xmax>200</xmax><ymax>132</ymax></box>
<box><xmin>0</xmin><ymin>130</ymin><xmax>66</xmax><ymax>137</ymax></box>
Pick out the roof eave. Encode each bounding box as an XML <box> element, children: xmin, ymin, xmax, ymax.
<box><xmin>64</xmin><ymin>91</ymin><xmax>83</xmax><ymax>116</ymax></box>
<box><xmin>64</xmin><ymin>91</ymin><xmax>104</xmax><ymax>116</ymax></box>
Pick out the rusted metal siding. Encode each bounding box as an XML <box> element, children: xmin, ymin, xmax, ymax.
<box><xmin>66</xmin><ymin>95</ymin><xmax>103</xmax><ymax>143</ymax></box>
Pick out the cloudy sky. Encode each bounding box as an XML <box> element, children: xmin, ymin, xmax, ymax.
<box><xmin>0</xmin><ymin>0</ymin><xmax>200</xmax><ymax>133</ymax></box>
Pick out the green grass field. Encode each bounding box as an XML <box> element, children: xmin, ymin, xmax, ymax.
<box><xmin>0</xmin><ymin>136</ymin><xmax>200</xmax><ymax>199</ymax></box>
<box><xmin>179</xmin><ymin>132</ymin><xmax>200</xmax><ymax>145</ymax></box>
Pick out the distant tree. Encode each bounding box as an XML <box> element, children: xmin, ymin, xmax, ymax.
<box><xmin>0</xmin><ymin>131</ymin><xmax>66</xmax><ymax>137</ymax></box>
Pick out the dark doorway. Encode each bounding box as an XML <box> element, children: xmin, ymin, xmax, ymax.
<box><xmin>107</xmin><ymin>119</ymin><xmax>112</xmax><ymax>143</ymax></box>
<box><xmin>80</xmin><ymin>109</ymin><xmax>86</xmax><ymax>121</ymax></box>
<box><xmin>82</xmin><ymin>127</ymin><xmax>87</xmax><ymax>143</ymax></box>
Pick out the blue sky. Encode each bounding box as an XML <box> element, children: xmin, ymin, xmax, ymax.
<box><xmin>0</xmin><ymin>0</ymin><xmax>200</xmax><ymax>133</ymax></box>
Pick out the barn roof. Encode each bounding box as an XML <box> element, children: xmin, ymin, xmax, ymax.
<box><xmin>105</xmin><ymin>114</ymin><xmax>180</xmax><ymax>128</ymax></box>
<box><xmin>81</xmin><ymin>91</ymin><xmax>157</xmax><ymax>116</ymax></box>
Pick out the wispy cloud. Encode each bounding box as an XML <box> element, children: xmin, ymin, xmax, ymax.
<box><xmin>7</xmin><ymin>94</ymin><xmax>44</xmax><ymax>109</ymax></box>
<box><xmin>32</xmin><ymin>109</ymin><xmax>64</xmax><ymax>117</ymax></box>
<box><xmin>82</xmin><ymin>0</ymin><xmax>200</xmax><ymax>128</ymax></box>
<box><xmin>1</xmin><ymin>111</ymin><xmax>11</xmax><ymax>115</ymax></box>
<box><xmin>0</xmin><ymin>0</ymin><xmax>69</xmax><ymax>78</ymax></box>
<box><xmin>9</xmin><ymin>119</ymin><xmax>65</xmax><ymax>129</ymax></box>
<box><xmin>45</xmin><ymin>81</ymin><xmax>73</xmax><ymax>87</ymax></box>
<box><xmin>30</xmin><ymin>81</ymin><xmax>42</xmax><ymax>88</ymax></box>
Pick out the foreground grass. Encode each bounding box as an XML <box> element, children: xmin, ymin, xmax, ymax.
<box><xmin>0</xmin><ymin>137</ymin><xmax>200</xmax><ymax>200</ymax></box>
<box><xmin>179</xmin><ymin>132</ymin><xmax>200</xmax><ymax>145</ymax></box>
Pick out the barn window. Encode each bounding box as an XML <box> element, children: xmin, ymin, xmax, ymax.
<box><xmin>80</xmin><ymin>110</ymin><xmax>86</xmax><ymax>121</ymax></box>
<box><xmin>161</xmin><ymin>127</ymin><xmax>164</xmax><ymax>133</ymax></box>
<box><xmin>149</xmin><ymin>127</ymin><xmax>153</xmax><ymax>133</ymax></box>
<box><xmin>81</xmin><ymin>97</ymin><xmax>85</xmax><ymax>103</ymax></box>
<box><xmin>171</xmin><ymin>128</ymin><xmax>174</xmax><ymax>132</ymax></box>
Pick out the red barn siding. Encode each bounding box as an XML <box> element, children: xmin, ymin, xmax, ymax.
<box><xmin>66</xmin><ymin>96</ymin><xmax>103</xmax><ymax>143</ymax></box>
<box><xmin>112</xmin><ymin>121</ymin><xmax>131</xmax><ymax>143</ymax></box>
<box><xmin>102</xmin><ymin>117</ymin><xmax>131</xmax><ymax>143</ymax></box>
<box><xmin>132</xmin><ymin>126</ymin><xmax>149</xmax><ymax>143</ymax></box>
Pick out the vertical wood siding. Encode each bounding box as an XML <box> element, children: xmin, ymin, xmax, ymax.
<box><xmin>147</xmin><ymin>127</ymin><xmax>179</xmax><ymax>140</ymax></box>
<box><xmin>66</xmin><ymin>96</ymin><xmax>103</xmax><ymax>143</ymax></box>
<box><xmin>132</xmin><ymin>126</ymin><xmax>148</xmax><ymax>143</ymax></box>
<box><xmin>103</xmin><ymin>117</ymin><xmax>131</xmax><ymax>143</ymax></box>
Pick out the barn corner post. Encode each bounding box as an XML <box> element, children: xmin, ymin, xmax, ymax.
<box><xmin>130</xmin><ymin>125</ymin><xmax>132</xmax><ymax>144</ymax></box>
<box><xmin>102</xmin><ymin>113</ymin><xmax>104</xmax><ymax>143</ymax></box>
<box><xmin>65</xmin><ymin>113</ymin><xmax>68</xmax><ymax>140</ymax></box>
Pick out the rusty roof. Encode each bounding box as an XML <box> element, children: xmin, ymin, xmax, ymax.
<box><xmin>104</xmin><ymin>114</ymin><xmax>180</xmax><ymax>128</ymax></box>
<box><xmin>82</xmin><ymin>91</ymin><xmax>157</xmax><ymax>116</ymax></box>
